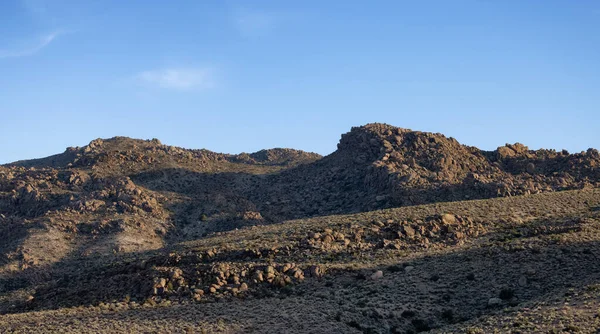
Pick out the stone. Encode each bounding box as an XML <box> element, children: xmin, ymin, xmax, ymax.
<box><xmin>334</xmin><ymin>232</ymin><xmax>345</xmax><ymax>241</ymax></box>
<box><xmin>441</xmin><ymin>214</ymin><xmax>456</xmax><ymax>225</ymax></box>
<box><xmin>371</xmin><ymin>270</ymin><xmax>383</xmax><ymax>280</ymax></box>
<box><xmin>518</xmin><ymin>276</ymin><xmax>527</xmax><ymax>287</ymax></box>
<box><xmin>322</xmin><ymin>234</ymin><xmax>334</xmax><ymax>244</ymax></box>
<box><xmin>292</xmin><ymin>269</ymin><xmax>305</xmax><ymax>280</ymax></box>
<box><xmin>308</xmin><ymin>265</ymin><xmax>323</xmax><ymax>278</ymax></box>
<box><xmin>170</xmin><ymin>268</ymin><xmax>182</xmax><ymax>280</ymax></box>
<box><xmin>254</xmin><ymin>271</ymin><xmax>264</xmax><ymax>282</ymax></box>
<box><xmin>242</xmin><ymin>211</ymin><xmax>263</xmax><ymax>220</ymax></box>
<box><xmin>497</xmin><ymin>146</ymin><xmax>516</xmax><ymax>159</ymax></box>
<box><xmin>402</xmin><ymin>225</ymin><xmax>416</xmax><ymax>238</ymax></box>
<box><xmin>488</xmin><ymin>297</ymin><xmax>503</xmax><ymax>307</ymax></box>
<box><xmin>525</xmin><ymin>268</ymin><xmax>536</xmax><ymax>276</ymax></box>
<box><xmin>404</xmin><ymin>266</ymin><xmax>414</xmax><ymax>273</ymax></box>
<box><xmin>273</xmin><ymin>276</ymin><xmax>287</xmax><ymax>287</ymax></box>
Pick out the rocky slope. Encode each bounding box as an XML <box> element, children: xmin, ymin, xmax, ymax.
<box><xmin>1</xmin><ymin>123</ymin><xmax>599</xmax><ymax>270</ymax></box>
<box><xmin>248</xmin><ymin>123</ymin><xmax>599</xmax><ymax>219</ymax></box>
<box><xmin>1</xmin><ymin>189</ymin><xmax>600</xmax><ymax>333</ymax></box>
<box><xmin>0</xmin><ymin>123</ymin><xmax>599</xmax><ymax>333</ymax></box>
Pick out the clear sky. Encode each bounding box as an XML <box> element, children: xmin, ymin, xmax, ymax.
<box><xmin>1</xmin><ymin>1</ymin><xmax>599</xmax><ymax>163</ymax></box>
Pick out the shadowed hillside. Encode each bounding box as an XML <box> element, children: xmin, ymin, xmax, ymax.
<box><xmin>1</xmin><ymin>123</ymin><xmax>599</xmax><ymax>333</ymax></box>
<box><xmin>2</xmin><ymin>123</ymin><xmax>599</xmax><ymax>270</ymax></box>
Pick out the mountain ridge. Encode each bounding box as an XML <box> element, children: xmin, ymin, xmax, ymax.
<box><xmin>1</xmin><ymin>123</ymin><xmax>600</xmax><ymax>332</ymax></box>
<box><xmin>1</xmin><ymin>122</ymin><xmax>599</xmax><ymax>271</ymax></box>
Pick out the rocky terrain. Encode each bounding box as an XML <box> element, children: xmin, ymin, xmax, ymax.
<box><xmin>1</xmin><ymin>123</ymin><xmax>599</xmax><ymax>333</ymax></box>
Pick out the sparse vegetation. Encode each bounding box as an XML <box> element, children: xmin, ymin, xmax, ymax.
<box><xmin>0</xmin><ymin>124</ymin><xmax>600</xmax><ymax>333</ymax></box>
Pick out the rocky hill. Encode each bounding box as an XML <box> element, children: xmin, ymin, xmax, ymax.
<box><xmin>248</xmin><ymin>123</ymin><xmax>599</xmax><ymax>219</ymax></box>
<box><xmin>1</xmin><ymin>123</ymin><xmax>599</xmax><ymax>269</ymax></box>
<box><xmin>1</xmin><ymin>123</ymin><xmax>599</xmax><ymax>333</ymax></box>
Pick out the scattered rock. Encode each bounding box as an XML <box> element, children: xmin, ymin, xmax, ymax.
<box><xmin>308</xmin><ymin>265</ymin><xmax>324</xmax><ymax>278</ymax></box>
<box><xmin>371</xmin><ymin>270</ymin><xmax>383</xmax><ymax>280</ymax></box>
<box><xmin>488</xmin><ymin>298</ymin><xmax>503</xmax><ymax>307</ymax></box>
<box><xmin>402</xmin><ymin>225</ymin><xmax>416</xmax><ymax>238</ymax></box>
<box><xmin>441</xmin><ymin>214</ymin><xmax>456</xmax><ymax>225</ymax></box>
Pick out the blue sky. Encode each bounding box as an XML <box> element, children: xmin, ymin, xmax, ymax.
<box><xmin>1</xmin><ymin>1</ymin><xmax>599</xmax><ymax>163</ymax></box>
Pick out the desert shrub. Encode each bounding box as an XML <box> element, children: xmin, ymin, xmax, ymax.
<box><xmin>500</xmin><ymin>288</ymin><xmax>514</xmax><ymax>300</ymax></box>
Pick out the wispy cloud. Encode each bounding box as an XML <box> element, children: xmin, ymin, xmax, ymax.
<box><xmin>136</xmin><ymin>68</ymin><xmax>215</xmax><ymax>91</ymax></box>
<box><xmin>233</xmin><ymin>8</ymin><xmax>276</xmax><ymax>37</ymax></box>
<box><xmin>0</xmin><ymin>31</ymin><xmax>62</xmax><ymax>59</ymax></box>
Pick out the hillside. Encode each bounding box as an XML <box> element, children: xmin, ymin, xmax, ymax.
<box><xmin>1</xmin><ymin>189</ymin><xmax>600</xmax><ymax>333</ymax></box>
<box><xmin>1</xmin><ymin>123</ymin><xmax>599</xmax><ymax>333</ymax></box>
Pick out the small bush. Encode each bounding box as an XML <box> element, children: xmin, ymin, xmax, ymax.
<box><xmin>387</xmin><ymin>265</ymin><xmax>402</xmax><ymax>272</ymax></box>
<box><xmin>500</xmin><ymin>288</ymin><xmax>515</xmax><ymax>300</ymax></box>
<box><xmin>402</xmin><ymin>310</ymin><xmax>416</xmax><ymax>318</ymax></box>
<box><xmin>411</xmin><ymin>318</ymin><xmax>430</xmax><ymax>332</ymax></box>
<box><xmin>441</xmin><ymin>309</ymin><xmax>454</xmax><ymax>322</ymax></box>
<box><xmin>346</xmin><ymin>320</ymin><xmax>361</xmax><ymax>329</ymax></box>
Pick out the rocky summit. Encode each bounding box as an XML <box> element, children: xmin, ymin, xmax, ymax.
<box><xmin>1</xmin><ymin>123</ymin><xmax>600</xmax><ymax>333</ymax></box>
